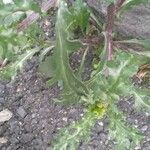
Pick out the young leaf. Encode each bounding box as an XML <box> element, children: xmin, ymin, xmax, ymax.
<box><xmin>39</xmin><ymin>1</ymin><xmax>89</xmax><ymax>104</ymax></box>
<box><xmin>70</xmin><ymin>0</ymin><xmax>90</xmax><ymax>31</ymax></box>
<box><xmin>52</xmin><ymin>102</ymin><xmax>107</xmax><ymax>150</ymax></box>
<box><xmin>117</xmin><ymin>39</ymin><xmax>150</xmax><ymax>50</ymax></box>
<box><xmin>133</xmin><ymin>89</ymin><xmax>150</xmax><ymax>111</ymax></box>
<box><xmin>0</xmin><ymin>48</ymin><xmax>39</xmax><ymax>79</ymax></box>
<box><xmin>13</xmin><ymin>0</ymin><xmax>41</xmax><ymax>12</ymax></box>
<box><xmin>108</xmin><ymin>104</ymin><xmax>143</xmax><ymax>150</ymax></box>
<box><xmin>52</xmin><ymin>111</ymin><xmax>97</xmax><ymax>150</ymax></box>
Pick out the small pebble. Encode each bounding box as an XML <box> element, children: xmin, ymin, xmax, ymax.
<box><xmin>135</xmin><ymin>119</ymin><xmax>138</xmax><ymax>124</ymax></box>
<box><xmin>98</xmin><ymin>121</ymin><xmax>104</xmax><ymax>126</ymax></box>
<box><xmin>80</xmin><ymin>113</ymin><xmax>84</xmax><ymax>117</ymax></box>
<box><xmin>16</xmin><ymin>88</ymin><xmax>21</xmax><ymax>92</ymax></box>
<box><xmin>17</xmin><ymin>107</ymin><xmax>27</xmax><ymax>118</ymax></box>
<box><xmin>105</xmin><ymin>140</ymin><xmax>109</xmax><ymax>145</ymax></box>
<box><xmin>135</xmin><ymin>145</ymin><xmax>141</xmax><ymax>150</ymax></box>
<box><xmin>134</xmin><ymin>125</ymin><xmax>138</xmax><ymax>128</ymax></box>
<box><xmin>0</xmin><ymin>137</ymin><xmax>8</xmax><ymax>144</ymax></box>
<box><xmin>31</xmin><ymin>113</ymin><xmax>36</xmax><ymax>118</ymax></box>
<box><xmin>141</xmin><ymin>125</ymin><xmax>148</xmax><ymax>132</ymax></box>
<box><xmin>0</xmin><ymin>109</ymin><xmax>12</xmax><ymax>122</ymax></box>
<box><xmin>145</xmin><ymin>112</ymin><xmax>149</xmax><ymax>117</ymax></box>
<box><xmin>62</xmin><ymin>117</ymin><xmax>67</xmax><ymax>122</ymax></box>
<box><xmin>147</xmin><ymin>138</ymin><xmax>150</xmax><ymax>142</ymax></box>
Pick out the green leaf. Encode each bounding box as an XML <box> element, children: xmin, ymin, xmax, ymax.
<box><xmin>13</xmin><ymin>0</ymin><xmax>41</xmax><ymax>12</ymax></box>
<box><xmin>108</xmin><ymin>104</ymin><xmax>143</xmax><ymax>150</ymax></box>
<box><xmin>89</xmin><ymin>48</ymin><xmax>150</xmax><ymax>109</ymax></box>
<box><xmin>105</xmin><ymin>50</ymin><xmax>139</xmax><ymax>93</ymax></box>
<box><xmin>118</xmin><ymin>39</ymin><xmax>150</xmax><ymax>50</ymax></box>
<box><xmin>133</xmin><ymin>89</ymin><xmax>150</xmax><ymax>111</ymax></box>
<box><xmin>136</xmin><ymin>51</ymin><xmax>150</xmax><ymax>58</ymax></box>
<box><xmin>0</xmin><ymin>1</ymin><xmax>45</xmax><ymax>80</ymax></box>
<box><xmin>0</xmin><ymin>28</ymin><xmax>28</xmax><ymax>61</ymax></box>
<box><xmin>0</xmin><ymin>0</ymin><xmax>40</xmax><ymax>17</ymax></box>
<box><xmin>39</xmin><ymin>1</ymin><xmax>89</xmax><ymax>104</ymax></box>
<box><xmin>117</xmin><ymin>39</ymin><xmax>150</xmax><ymax>58</ymax></box>
<box><xmin>3</xmin><ymin>12</ymin><xmax>25</xmax><ymax>27</ymax></box>
<box><xmin>38</xmin><ymin>55</ymin><xmax>55</xmax><ymax>78</ymax></box>
<box><xmin>0</xmin><ymin>48</ymin><xmax>39</xmax><ymax>79</ymax></box>
<box><xmin>52</xmin><ymin>106</ymin><xmax>102</xmax><ymax>150</ymax></box>
<box><xmin>0</xmin><ymin>45</ymin><xmax>3</xmax><ymax>59</ymax></box>
<box><xmin>133</xmin><ymin>39</ymin><xmax>150</xmax><ymax>50</ymax></box>
<box><xmin>69</xmin><ymin>0</ymin><xmax>90</xmax><ymax>31</ymax></box>
<box><xmin>0</xmin><ymin>3</ymin><xmax>16</xmax><ymax>16</ymax></box>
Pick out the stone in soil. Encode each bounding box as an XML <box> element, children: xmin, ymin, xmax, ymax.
<box><xmin>0</xmin><ymin>109</ymin><xmax>12</xmax><ymax>123</ymax></box>
<box><xmin>0</xmin><ymin>137</ymin><xmax>8</xmax><ymax>144</ymax></box>
<box><xmin>16</xmin><ymin>106</ymin><xmax>27</xmax><ymax>118</ymax></box>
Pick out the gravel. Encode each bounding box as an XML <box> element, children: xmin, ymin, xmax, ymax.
<box><xmin>16</xmin><ymin>107</ymin><xmax>27</xmax><ymax>118</ymax></box>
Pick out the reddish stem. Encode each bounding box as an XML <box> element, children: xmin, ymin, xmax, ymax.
<box><xmin>105</xmin><ymin>0</ymin><xmax>126</xmax><ymax>61</ymax></box>
<box><xmin>105</xmin><ymin>4</ymin><xmax>115</xmax><ymax>61</ymax></box>
<box><xmin>115</xmin><ymin>0</ymin><xmax>126</xmax><ymax>13</ymax></box>
<box><xmin>17</xmin><ymin>0</ymin><xmax>56</xmax><ymax>32</ymax></box>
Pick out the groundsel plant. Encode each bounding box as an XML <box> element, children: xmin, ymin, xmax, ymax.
<box><xmin>0</xmin><ymin>0</ymin><xmax>150</xmax><ymax>150</ymax></box>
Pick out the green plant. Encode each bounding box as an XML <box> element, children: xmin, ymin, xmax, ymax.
<box><xmin>47</xmin><ymin>1</ymin><xmax>150</xmax><ymax>149</ymax></box>
<box><xmin>0</xmin><ymin>0</ymin><xmax>48</xmax><ymax>79</ymax></box>
<box><xmin>0</xmin><ymin>0</ymin><xmax>150</xmax><ymax>150</ymax></box>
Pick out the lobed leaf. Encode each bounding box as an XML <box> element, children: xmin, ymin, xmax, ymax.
<box><xmin>108</xmin><ymin>104</ymin><xmax>143</xmax><ymax>150</ymax></box>
<box><xmin>39</xmin><ymin>1</ymin><xmax>89</xmax><ymax>104</ymax></box>
<box><xmin>52</xmin><ymin>102</ymin><xmax>107</xmax><ymax>150</ymax></box>
<box><xmin>70</xmin><ymin>0</ymin><xmax>90</xmax><ymax>32</ymax></box>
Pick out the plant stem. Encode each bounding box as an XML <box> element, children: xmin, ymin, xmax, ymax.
<box><xmin>115</xmin><ymin>0</ymin><xmax>126</xmax><ymax>13</ymax></box>
<box><xmin>17</xmin><ymin>0</ymin><xmax>57</xmax><ymax>32</ymax></box>
<box><xmin>105</xmin><ymin>4</ymin><xmax>115</xmax><ymax>61</ymax></box>
<box><xmin>78</xmin><ymin>46</ymin><xmax>89</xmax><ymax>79</ymax></box>
<box><xmin>105</xmin><ymin>0</ymin><xmax>126</xmax><ymax>61</ymax></box>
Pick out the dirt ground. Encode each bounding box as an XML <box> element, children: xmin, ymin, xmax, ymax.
<box><xmin>0</xmin><ymin>1</ymin><xmax>150</xmax><ymax>150</ymax></box>
<box><xmin>0</xmin><ymin>56</ymin><xmax>150</xmax><ymax>150</ymax></box>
